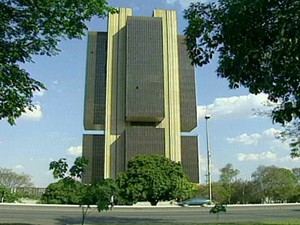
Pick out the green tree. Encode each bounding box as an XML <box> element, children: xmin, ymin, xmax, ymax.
<box><xmin>1</xmin><ymin>0</ymin><xmax>116</xmax><ymax>125</ymax></box>
<box><xmin>0</xmin><ymin>168</ymin><xmax>33</xmax><ymax>190</ymax></box>
<box><xmin>0</xmin><ymin>186</ymin><xmax>18</xmax><ymax>203</ymax></box>
<box><xmin>45</xmin><ymin>156</ymin><xmax>89</xmax><ymax>205</ymax></box>
<box><xmin>242</xmin><ymin>180</ymin><xmax>263</xmax><ymax>204</ymax></box>
<box><xmin>280</xmin><ymin>120</ymin><xmax>300</xmax><ymax>157</ymax></box>
<box><xmin>117</xmin><ymin>154</ymin><xmax>194</xmax><ymax>206</ymax></box>
<box><xmin>210</xmin><ymin>182</ymin><xmax>228</xmax><ymax>204</ymax></box>
<box><xmin>184</xmin><ymin>0</ymin><xmax>300</xmax><ymax>156</ymax></box>
<box><xmin>292</xmin><ymin>167</ymin><xmax>300</xmax><ymax>183</ymax></box>
<box><xmin>48</xmin><ymin>157</ymin><xmax>117</xmax><ymax>225</ymax></box>
<box><xmin>49</xmin><ymin>157</ymin><xmax>88</xmax><ymax>180</ymax></box>
<box><xmin>251</xmin><ymin>165</ymin><xmax>298</xmax><ymax>202</ymax></box>
<box><xmin>40</xmin><ymin>178</ymin><xmax>84</xmax><ymax>204</ymax></box>
<box><xmin>219</xmin><ymin>163</ymin><xmax>240</xmax><ymax>204</ymax></box>
<box><xmin>219</xmin><ymin>163</ymin><xmax>239</xmax><ymax>184</ymax></box>
<box><xmin>83</xmin><ymin>179</ymin><xmax>119</xmax><ymax>211</ymax></box>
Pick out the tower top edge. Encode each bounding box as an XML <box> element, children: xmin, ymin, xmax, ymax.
<box><xmin>111</xmin><ymin>7</ymin><xmax>177</xmax><ymax>15</ymax></box>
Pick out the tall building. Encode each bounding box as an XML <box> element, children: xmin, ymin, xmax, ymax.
<box><xmin>83</xmin><ymin>8</ymin><xmax>199</xmax><ymax>183</ymax></box>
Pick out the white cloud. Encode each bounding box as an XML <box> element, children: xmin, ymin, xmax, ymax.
<box><xmin>15</xmin><ymin>165</ymin><xmax>24</xmax><ymax>170</ymax></box>
<box><xmin>227</xmin><ymin>128</ymin><xmax>282</xmax><ymax>146</ymax></box>
<box><xmin>198</xmin><ymin>93</ymin><xmax>275</xmax><ymax>121</ymax></box>
<box><xmin>227</xmin><ymin>133</ymin><xmax>262</xmax><ymax>145</ymax></box>
<box><xmin>33</xmin><ymin>89</ymin><xmax>46</xmax><ymax>97</ymax></box>
<box><xmin>277</xmin><ymin>155</ymin><xmax>300</xmax><ymax>163</ymax></box>
<box><xmin>166</xmin><ymin>0</ymin><xmax>177</xmax><ymax>4</ymax></box>
<box><xmin>166</xmin><ymin>0</ymin><xmax>201</xmax><ymax>8</ymax></box>
<box><xmin>51</xmin><ymin>80</ymin><xmax>62</xmax><ymax>92</ymax></box>
<box><xmin>20</xmin><ymin>104</ymin><xmax>43</xmax><ymax>121</ymax></box>
<box><xmin>237</xmin><ymin>151</ymin><xmax>277</xmax><ymax>161</ymax></box>
<box><xmin>262</xmin><ymin>127</ymin><xmax>281</xmax><ymax>138</ymax></box>
<box><xmin>237</xmin><ymin>151</ymin><xmax>300</xmax><ymax>164</ymax></box>
<box><xmin>67</xmin><ymin>146</ymin><xmax>82</xmax><ymax>156</ymax></box>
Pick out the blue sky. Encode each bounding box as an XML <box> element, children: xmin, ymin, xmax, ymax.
<box><xmin>1</xmin><ymin>0</ymin><xmax>299</xmax><ymax>187</ymax></box>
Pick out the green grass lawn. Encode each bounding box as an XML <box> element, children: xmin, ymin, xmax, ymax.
<box><xmin>96</xmin><ymin>221</ymin><xmax>300</xmax><ymax>225</ymax></box>
<box><xmin>2</xmin><ymin>221</ymin><xmax>300</xmax><ymax>225</ymax></box>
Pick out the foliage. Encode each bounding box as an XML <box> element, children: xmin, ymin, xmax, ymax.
<box><xmin>251</xmin><ymin>165</ymin><xmax>298</xmax><ymax>202</ymax></box>
<box><xmin>48</xmin><ymin>157</ymin><xmax>117</xmax><ymax>224</ymax></box>
<box><xmin>211</xmin><ymin>182</ymin><xmax>228</xmax><ymax>204</ymax></box>
<box><xmin>83</xmin><ymin>179</ymin><xmax>119</xmax><ymax>211</ymax></box>
<box><xmin>209</xmin><ymin>204</ymin><xmax>226</xmax><ymax>214</ymax></box>
<box><xmin>219</xmin><ymin>163</ymin><xmax>240</xmax><ymax>184</ymax></box>
<box><xmin>0</xmin><ymin>186</ymin><xmax>18</xmax><ymax>203</ymax></box>
<box><xmin>47</xmin><ymin>157</ymin><xmax>88</xmax><ymax>204</ymax></box>
<box><xmin>184</xmin><ymin>0</ymin><xmax>300</xmax><ymax>156</ymax></box>
<box><xmin>292</xmin><ymin>167</ymin><xmax>300</xmax><ymax>182</ymax></box>
<box><xmin>229</xmin><ymin>180</ymin><xmax>257</xmax><ymax>204</ymax></box>
<box><xmin>194</xmin><ymin>165</ymin><xmax>300</xmax><ymax>204</ymax></box>
<box><xmin>49</xmin><ymin>157</ymin><xmax>88</xmax><ymax>180</ymax></box>
<box><xmin>41</xmin><ymin>178</ymin><xmax>118</xmax><ymax>225</ymax></box>
<box><xmin>117</xmin><ymin>154</ymin><xmax>194</xmax><ymax>206</ymax></box>
<box><xmin>40</xmin><ymin>178</ymin><xmax>85</xmax><ymax>204</ymax></box>
<box><xmin>0</xmin><ymin>0</ymin><xmax>116</xmax><ymax>125</ymax></box>
<box><xmin>15</xmin><ymin>187</ymin><xmax>44</xmax><ymax>200</ymax></box>
<box><xmin>209</xmin><ymin>204</ymin><xmax>227</xmax><ymax>221</ymax></box>
<box><xmin>0</xmin><ymin>168</ymin><xmax>33</xmax><ymax>189</ymax></box>
<box><xmin>219</xmin><ymin>163</ymin><xmax>240</xmax><ymax>203</ymax></box>
<box><xmin>280</xmin><ymin>119</ymin><xmax>300</xmax><ymax>157</ymax></box>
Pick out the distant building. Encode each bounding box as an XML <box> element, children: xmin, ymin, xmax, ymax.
<box><xmin>83</xmin><ymin>8</ymin><xmax>199</xmax><ymax>183</ymax></box>
<box><xmin>16</xmin><ymin>187</ymin><xmax>46</xmax><ymax>197</ymax></box>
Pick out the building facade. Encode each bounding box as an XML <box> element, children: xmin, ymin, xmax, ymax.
<box><xmin>83</xmin><ymin>8</ymin><xmax>199</xmax><ymax>183</ymax></box>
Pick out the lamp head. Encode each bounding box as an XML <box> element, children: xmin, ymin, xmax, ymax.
<box><xmin>205</xmin><ymin>114</ymin><xmax>211</xmax><ymax>120</ymax></box>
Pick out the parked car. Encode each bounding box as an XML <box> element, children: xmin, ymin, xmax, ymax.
<box><xmin>178</xmin><ymin>197</ymin><xmax>213</xmax><ymax>206</ymax></box>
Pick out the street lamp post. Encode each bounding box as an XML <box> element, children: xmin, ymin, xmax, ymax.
<box><xmin>205</xmin><ymin>114</ymin><xmax>212</xmax><ymax>202</ymax></box>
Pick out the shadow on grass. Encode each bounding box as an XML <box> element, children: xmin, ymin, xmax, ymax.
<box><xmin>0</xmin><ymin>224</ymin><xmax>35</xmax><ymax>225</ymax></box>
<box><xmin>56</xmin><ymin>215</ymin><xmax>166</xmax><ymax>224</ymax></box>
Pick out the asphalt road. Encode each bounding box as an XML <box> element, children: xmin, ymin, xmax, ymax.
<box><xmin>0</xmin><ymin>204</ymin><xmax>300</xmax><ymax>224</ymax></box>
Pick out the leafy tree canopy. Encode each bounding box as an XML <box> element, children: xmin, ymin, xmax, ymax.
<box><xmin>41</xmin><ymin>177</ymin><xmax>118</xmax><ymax>206</ymax></box>
<box><xmin>46</xmin><ymin>157</ymin><xmax>89</xmax><ymax>205</ymax></box>
<box><xmin>1</xmin><ymin>0</ymin><xmax>116</xmax><ymax>124</ymax></box>
<box><xmin>49</xmin><ymin>157</ymin><xmax>88</xmax><ymax>180</ymax></box>
<box><xmin>219</xmin><ymin>163</ymin><xmax>239</xmax><ymax>184</ymax></box>
<box><xmin>184</xmin><ymin>0</ymin><xmax>300</xmax><ymax>156</ymax></box>
<box><xmin>292</xmin><ymin>167</ymin><xmax>300</xmax><ymax>182</ymax></box>
<box><xmin>194</xmin><ymin>164</ymin><xmax>300</xmax><ymax>204</ymax></box>
<box><xmin>219</xmin><ymin>163</ymin><xmax>240</xmax><ymax>204</ymax></box>
<box><xmin>47</xmin><ymin>157</ymin><xmax>117</xmax><ymax>224</ymax></box>
<box><xmin>279</xmin><ymin>119</ymin><xmax>300</xmax><ymax>157</ymax></box>
<box><xmin>83</xmin><ymin>179</ymin><xmax>119</xmax><ymax>211</ymax></box>
<box><xmin>0</xmin><ymin>186</ymin><xmax>18</xmax><ymax>203</ymax></box>
<box><xmin>40</xmin><ymin>178</ymin><xmax>84</xmax><ymax>204</ymax></box>
<box><xmin>117</xmin><ymin>154</ymin><xmax>194</xmax><ymax>206</ymax></box>
<box><xmin>0</xmin><ymin>168</ymin><xmax>33</xmax><ymax>189</ymax></box>
<box><xmin>251</xmin><ymin>165</ymin><xmax>298</xmax><ymax>202</ymax></box>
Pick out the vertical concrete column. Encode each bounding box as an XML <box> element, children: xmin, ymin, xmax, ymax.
<box><xmin>154</xmin><ymin>10</ymin><xmax>182</xmax><ymax>162</ymax></box>
<box><xmin>105</xmin><ymin>8</ymin><xmax>132</xmax><ymax>178</ymax></box>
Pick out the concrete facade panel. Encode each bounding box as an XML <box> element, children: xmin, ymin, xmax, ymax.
<box><xmin>82</xmin><ymin>134</ymin><xmax>105</xmax><ymax>183</ymax></box>
<box><xmin>126</xmin><ymin>17</ymin><xmax>164</xmax><ymax>122</ymax></box>
<box><xmin>84</xmin><ymin>32</ymin><xmax>107</xmax><ymax>130</ymax></box>
<box><xmin>181</xmin><ymin>136</ymin><xmax>199</xmax><ymax>183</ymax></box>
<box><xmin>178</xmin><ymin>35</ymin><xmax>197</xmax><ymax>132</ymax></box>
<box><xmin>125</xmin><ymin>127</ymin><xmax>165</xmax><ymax>166</ymax></box>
